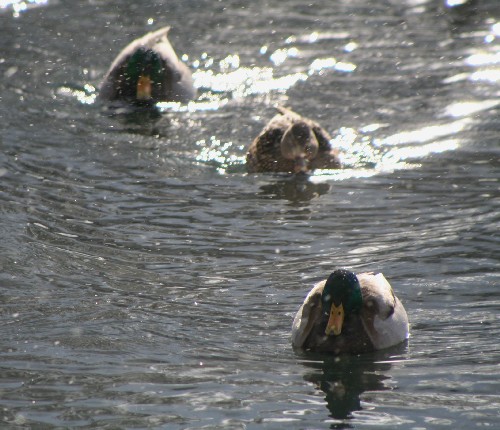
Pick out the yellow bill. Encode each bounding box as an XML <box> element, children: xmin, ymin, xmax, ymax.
<box><xmin>325</xmin><ymin>303</ymin><xmax>344</xmax><ymax>336</ymax></box>
<box><xmin>137</xmin><ymin>75</ymin><xmax>152</xmax><ymax>100</ymax></box>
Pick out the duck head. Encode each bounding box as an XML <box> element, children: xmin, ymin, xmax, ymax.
<box><xmin>322</xmin><ymin>269</ymin><xmax>363</xmax><ymax>336</ymax></box>
<box><xmin>280</xmin><ymin>121</ymin><xmax>319</xmax><ymax>173</ymax></box>
<box><xmin>125</xmin><ymin>47</ymin><xmax>165</xmax><ymax>102</ymax></box>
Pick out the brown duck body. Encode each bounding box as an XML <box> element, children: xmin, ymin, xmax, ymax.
<box><xmin>246</xmin><ymin>107</ymin><xmax>341</xmax><ymax>173</ymax></box>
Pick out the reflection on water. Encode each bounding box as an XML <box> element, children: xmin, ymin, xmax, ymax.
<box><xmin>299</xmin><ymin>343</ymin><xmax>408</xmax><ymax>425</ymax></box>
<box><xmin>188</xmin><ymin>46</ymin><xmax>355</xmax><ymax>101</ymax></box>
<box><xmin>100</xmin><ymin>105</ymin><xmax>164</xmax><ymax>137</ymax></box>
<box><xmin>102</xmin><ymin>104</ymin><xmax>162</xmax><ymax>122</ymax></box>
<box><xmin>61</xmin><ymin>30</ymin><xmax>357</xmax><ymax>115</ymax></box>
<box><xmin>53</xmin><ymin>1</ymin><xmax>499</xmax><ymax>181</ymax></box>
<box><xmin>57</xmin><ymin>84</ymin><xmax>96</xmax><ymax>105</ymax></box>
<box><xmin>195</xmin><ymin>135</ymin><xmax>246</xmax><ymax>173</ymax></box>
<box><xmin>258</xmin><ymin>175</ymin><xmax>331</xmax><ymax>204</ymax></box>
<box><xmin>444</xmin><ymin>0</ymin><xmax>479</xmax><ymax>25</ymax></box>
<box><xmin>0</xmin><ymin>0</ymin><xmax>48</xmax><ymax>17</ymax></box>
<box><xmin>1</xmin><ymin>0</ymin><xmax>499</xmax><ymax>428</ymax></box>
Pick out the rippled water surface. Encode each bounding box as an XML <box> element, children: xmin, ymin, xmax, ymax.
<box><xmin>1</xmin><ymin>0</ymin><xmax>499</xmax><ymax>428</ymax></box>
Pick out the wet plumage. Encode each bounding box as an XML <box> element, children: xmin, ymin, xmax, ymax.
<box><xmin>99</xmin><ymin>26</ymin><xmax>196</xmax><ymax>105</ymax></box>
<box><xmin>292</xmin><ymin>270</ymin><xmax>409</xmax><ymax>355</ymax></box>
<box><xmin>246</xmin><ymin>107</ymin><xmax>341</xmax><ymax>174</ymax></box>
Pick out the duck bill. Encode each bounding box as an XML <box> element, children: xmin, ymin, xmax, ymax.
<box><xmin>325</xmin><ymin>303</ymin><xmax>344</xmax><ymax>336</ymax></box>
<box><xmin>293</xmin><ymin>157</ymin><xmax>309</xmax><ymax>174</ymax></box>
<box><xmin>137</xmin><ymin>75</ymin><xmax>152</xmax><ymax>101</ymax></box>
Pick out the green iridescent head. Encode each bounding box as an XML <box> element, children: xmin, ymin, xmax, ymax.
<box><xmin>125</xmin><ymin>47</ymin><xmax>164</xmax><ymax>100</ymax></box>
<box><xmin>321</xmin><ymin>269</ymin><xmax>363</xmax><ymax>336</ymax></box>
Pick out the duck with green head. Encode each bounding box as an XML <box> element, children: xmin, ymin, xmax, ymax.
<box><xmin>99</xmin><ymin>26</ymin><xmax>196</xmax><ymax>106</ymax></box>
<box><xmin>292</xmin><ymin>269</ymin><xmax>409</xmax><ymax>354</ymax></box>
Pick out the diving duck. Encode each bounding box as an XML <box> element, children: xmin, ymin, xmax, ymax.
<box><xmin>246</xmin><ymin>107</ymin><xmax>341</xmax><ymax>174</ymax></box>
<box><xmin>99</xmin><ymin>26</ymin><xmax>196</xmax><ymax>105</ymax></box>
<box><xmin>292</xmin><ymin>269</ymin><xmax>409</xmax><ymax>354</ymax></box>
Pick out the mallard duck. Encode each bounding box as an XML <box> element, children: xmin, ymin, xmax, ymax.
<box><xmin>246</xmin><ymin>107</ymin><xmax>341</xmax><ymax>174</ymax></box>
<box><xmin>292</xmin><ymin>269</ymin><xmax>409</xmax><ymax>354</ymax></box>
<box><xmin>99</xmin><ymin>26</ymin><xmax>196</xmax><ymax>105</ymax></box>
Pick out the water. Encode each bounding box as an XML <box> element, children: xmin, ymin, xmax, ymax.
<box><xmin>0</xmin><ymin>0</ymin><xmax>499</xmax><ymax>428</ymax></box>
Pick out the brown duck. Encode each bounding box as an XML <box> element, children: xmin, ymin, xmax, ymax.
<box><xmin>246</xmin><ymin>107</ymin><xmax>341</xmax><ymax>174</ymax></box>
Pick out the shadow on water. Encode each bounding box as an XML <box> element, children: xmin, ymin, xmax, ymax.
<box><xmin>442</xmin><ymin>0</ymin><xmax>479</xmax><ymax>24</ymax></box>
<box><xmin>99</xmin><ymin>101</ymin><xmax>166</xmax><ymax>135</ymax></box>
<box><xmin>258</xmin><ymin>174</ymin><xmax>331</xmax><ymax>204</ymax></box>
<box><xmin>114</xmin><ymin>105</ymin><xmax>162</xmax><ymax>122</ymax></box>
<box><xmin>441</xmin><ymin>0</ymin><xmax>500</xmax><ymax>30</ymax></box>
<box><xmin>298</xmin><ymin>342</ymin><xmax>408</xmax><ymax>428</ymax></box>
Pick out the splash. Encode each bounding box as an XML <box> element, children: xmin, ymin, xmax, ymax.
<box><xmin>443</xmin><ymin>100</ymin><xmax>500</xmax><ymax>117</ymax></box>
<box><xmin>192</xmin><ymin>66</ymin><xmax>308</xmax><ymax>99</ymax></box>
<box><xmin>0</xmin><ymin>0</ymin><xmax>48</xmax><ymax>17</ymax></box>
<box><xmin>175</xmin><ymin>34</ymin><xmax>357</xmax><ymax>112</ymax></box>
<box><xmin>311</xmin><ymin>117</ymin><xmax>469</xmax><ymax>182</ymax></box>
<box><xmin>195</xmin><ymin>136</ymin><xmax>246</xmax><ymax>174</ymax></box>
<box><xmin>70</xmin><ymin>30</ymin><xmax>358</xmax><ymax>111</ymax></box>
<box><xmin>57</xmin><ymin>84</ymin><xmax>97</xmax><ymax>105</ymax></box>
<box><xmin>374</xmin><ymin>118</ymin><xmax>470</xmax><ymax>147</ymax></box>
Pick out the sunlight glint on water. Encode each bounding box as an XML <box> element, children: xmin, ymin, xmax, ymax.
<box><xmin>0</xmin><ymin>0</ymin><xmax>499</xmax><ymax>428</ymax></box>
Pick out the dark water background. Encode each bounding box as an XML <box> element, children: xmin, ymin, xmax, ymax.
<box><xmin>1</xmin><ymin>0</ymin><xmax>499</xmax><ymax>428</ymax></box>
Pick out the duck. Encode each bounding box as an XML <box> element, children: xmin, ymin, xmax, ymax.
<box><xmin>246</xmin><ymin>107</ymin><xmax>341</xmax><ymax>174</ymax></box>
<box><xmin>292</xmin><ymin>269</ymin><xmax>409</xmax><ymax>354</ymax></box>
<box><xmin>99</xmin><ymin>26</ymin><xmax>196</xmax><ymax>105</ymax></box>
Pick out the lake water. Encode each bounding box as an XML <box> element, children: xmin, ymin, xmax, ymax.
<box><xmin>0</xmin><ymin>0</ymin><xmax>499</xmax><ymax>428</ymax></box>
